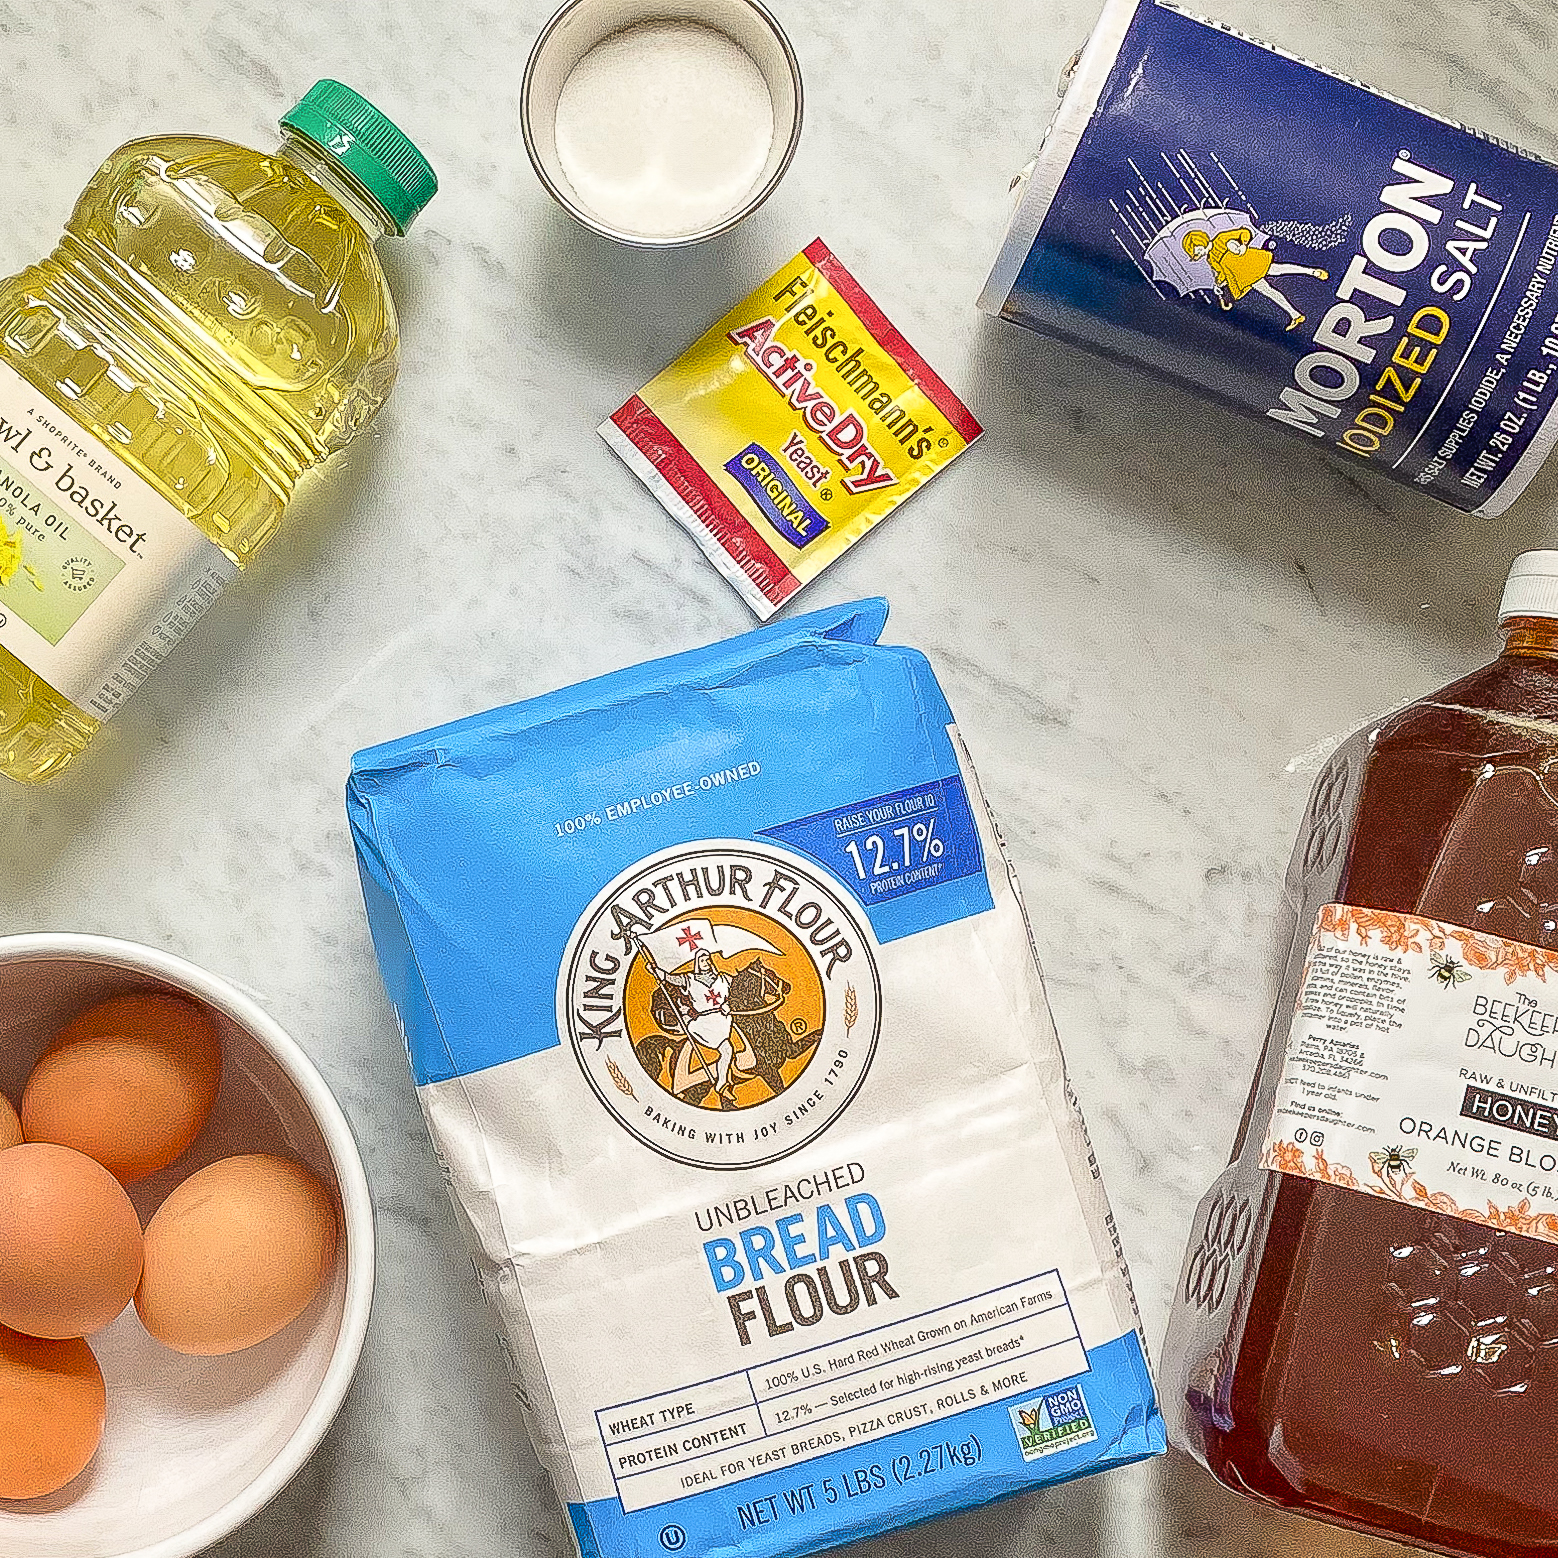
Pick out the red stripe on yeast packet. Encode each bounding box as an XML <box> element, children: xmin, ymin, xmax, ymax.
<box><xmin>610</xmin><ymin>397</ymin><xmax>801</xmax><ymax>609</ymax></box>
<box><xmin>801</xmin><ymin>238</ymin><xmax>983</xmax><ymax>445</ymax></box>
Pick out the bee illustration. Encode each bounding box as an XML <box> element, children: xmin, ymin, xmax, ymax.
<box><xmin>1370</xmin><ymin>1145</ymin><xmax>1417</xmax><ymax>1178</ymax></box>
<box><xmin>1430</xmin><ymin>950</ymin><xmax>1471</xmax><ymax>989</ymax></box>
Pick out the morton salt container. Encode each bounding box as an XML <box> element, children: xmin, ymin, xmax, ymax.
<box><xmin>980</xmin><ymin>0</ymin><xmax>1558</xmax><ymax>517</ymax></box>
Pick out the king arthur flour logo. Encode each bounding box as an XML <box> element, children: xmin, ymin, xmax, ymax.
<box><xmin>559</xmin><ymin>840</ymin><xmax>881</xmax><ymax>1170</ymax></box>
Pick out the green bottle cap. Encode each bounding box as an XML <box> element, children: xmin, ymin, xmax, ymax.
<box><xmin>281</xmin><ymin>80</ymin><xmax>437</xmax><ymax>235</ymax></box>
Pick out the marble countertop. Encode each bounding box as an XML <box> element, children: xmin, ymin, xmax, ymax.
<box><xmin>4</xmin><ymin>0</ymin><xmax>1557</xmax><ymax>1552</ymax></box>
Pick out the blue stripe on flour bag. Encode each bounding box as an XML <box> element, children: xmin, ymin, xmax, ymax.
<box><xmin>760</xmin><ymin>778</ymin><xmax>985</xmax><ymax>910</ymax></box>
<box><xmin>346</xmin><ymin>600</ymin><xmax>992</xmax><ymax>1087</ymax></box>
<box><xmin>566</xmin><ymin>1333</ymin><xmax>1162</xmax><ymax>1558</ymax></box>
<box><xmin>988</xmin><ymin>0</ymin><xmax>1558</xmax><ymax>513</ymax></box>
<box><xmin>726</xmin><ymin>443</ymin><xmax>830</xmax><ymax>548</ymax></box>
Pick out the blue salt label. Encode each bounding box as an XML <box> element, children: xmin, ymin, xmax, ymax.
<box><xmin>981</xmin><ymin>0</ymin><xmax>1558</xmax><ymax>516</ymax></box>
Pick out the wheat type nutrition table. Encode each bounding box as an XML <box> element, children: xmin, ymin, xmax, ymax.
<box><xmin>596</xmin><ymin>1270</ymin><xmax>1085</xmax><ymax>1513</ymax></box>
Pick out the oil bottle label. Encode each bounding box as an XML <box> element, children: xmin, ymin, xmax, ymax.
<box><xmin>1264</xmin><ymin>903</ymin><xmax>1558</xmax><ymax>1243</ymax></box>
<box><xmin>0</xmin><ymin>358</ymin><xmax>236</xmax><ymax>722</ymax></box>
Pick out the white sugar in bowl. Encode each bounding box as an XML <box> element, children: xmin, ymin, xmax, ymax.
<box><xmin>522</xmin><ymin>0</ymin><xmax>804</xmax><ymax>245</ymax></box>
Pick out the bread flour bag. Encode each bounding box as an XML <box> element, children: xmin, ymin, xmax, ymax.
<box><xmin>346</xmin><ymin>600</ymin><xmax>1163</xmax><ymax>1558</ymax></box>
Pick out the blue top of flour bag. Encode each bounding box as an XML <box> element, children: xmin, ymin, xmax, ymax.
<box><xmin>348</xmin><ymin>600</ymin><xmax>993</xmax><ymax>1086</ymax></box>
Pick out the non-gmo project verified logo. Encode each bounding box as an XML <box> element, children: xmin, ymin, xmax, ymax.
<box><xmin>1009</xmin><ymin>1385</ymin><xmax>1098</xmax><ymax>1461</ymax></box>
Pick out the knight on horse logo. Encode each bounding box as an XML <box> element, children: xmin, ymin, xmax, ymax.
<box><xmin>629</xmin><ymin>913</ymin><xmax>822</xmax><ymax>1110</ymax></box>
<box><xmin>560</xmin><ymin>840</ymin><xmax>881</xmax><ymax>1169</ymax></box>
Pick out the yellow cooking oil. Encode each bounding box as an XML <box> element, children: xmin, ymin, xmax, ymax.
<box><xmin>0</xmin><ymin>81</ymin><xmax>435</xmax><ymax>783</ymax></box>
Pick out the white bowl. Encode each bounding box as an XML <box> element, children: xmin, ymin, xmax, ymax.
<box><xmin>0</xmin><ymin>934</ymin><xmax>375</xmax><ymax>1558</ymax></box>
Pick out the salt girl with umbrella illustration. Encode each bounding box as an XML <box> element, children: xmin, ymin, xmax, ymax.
<box><xmin>1111</xmin><ymin>152</ymin><xmax>1348</xmax><ymax>330</ymax></box>
<box><xmin>1171</xmin><ymin>212</ymin><xmax>1329</xmax><ymax>330</ymax></box>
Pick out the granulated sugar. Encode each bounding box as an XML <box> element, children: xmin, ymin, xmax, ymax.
<box><xmin>554</xmin><ymin>20</ymin><xmax>774</xmax><ymax>238</ymax></box>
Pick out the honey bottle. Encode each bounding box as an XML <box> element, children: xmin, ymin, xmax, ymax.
<box><xmin>1166</xmin><ymin>552</ymin><xmax>1558</xmax><ymax>1557</ymax></box>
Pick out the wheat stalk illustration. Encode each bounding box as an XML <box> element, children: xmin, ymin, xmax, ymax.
<box><xmin>605</xmin><ymin>1056</ymin><xmax>636</xmax><ymax>1100</ymax></box>
<box><xmin>844</xmin><ymin>985</ymin><xmax>858</xmax><ymax>1035</ymax></box>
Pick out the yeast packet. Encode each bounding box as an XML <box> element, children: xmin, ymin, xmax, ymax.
<box><xmin>347</xmin><ymin>601</ymin><xmax>1162</xmax><ymax>1558</ymax></box>
<box><xmin>603</xmin><ymin>242</ymin><xmax>981</xmax><ymax>619</ymax></box>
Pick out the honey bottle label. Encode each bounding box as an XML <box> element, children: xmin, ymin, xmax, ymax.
<box><xmin>1265</xmin><ymin>902</ymin><xmax>1558</xmax><ymax>1241</ymax></box>
<box><xmin>0</xmin><ymin>358</ymin><xmax>236</xmax><ymax>722</ymax></box>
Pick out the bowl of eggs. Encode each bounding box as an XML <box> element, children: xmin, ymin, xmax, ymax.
<box><xmin>0</xmin><ymin>933</ymin><xmax>374</xmax><ymax>1558</ymax></box>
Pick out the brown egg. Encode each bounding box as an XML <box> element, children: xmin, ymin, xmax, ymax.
<box><xmin>0</xmin><ymin>1326</ymin><xmax>106</xmax><ymax>1499</ymax></box>
<box><xmin>137</xmin><ymin>1155</ymin><xmax>337</xmax><ymax>1356</ymax></box>
<box><xmin>0</xmin><ymin>1143</ymin><xmax>145</xmax><ymax>1339</ymax></box>
<box><xmin>0</xmin><ymin>1093</ymin><xmax>19</xmax><ymax>1152</ymax></box>
<box><xmin>23</xmin><ymin>992</ymin><xmax>222</xmax><ymax>1183</ymax></box>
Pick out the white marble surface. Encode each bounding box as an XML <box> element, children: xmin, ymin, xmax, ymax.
<box><xmin>2</xmin><ymin>0</ymin><xmax>1557</xmax><ymax>1553</ymax></box>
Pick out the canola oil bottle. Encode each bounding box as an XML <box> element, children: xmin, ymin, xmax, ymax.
<box><xmin>0</xmin><ymin>82</ymin><xmax>435</xmax><ymax>782</ymax></box>
<box><xmin>1165</xmin><ymin>553</ymin><xmax>1558</xmax><ymax>1557</ymax></box>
